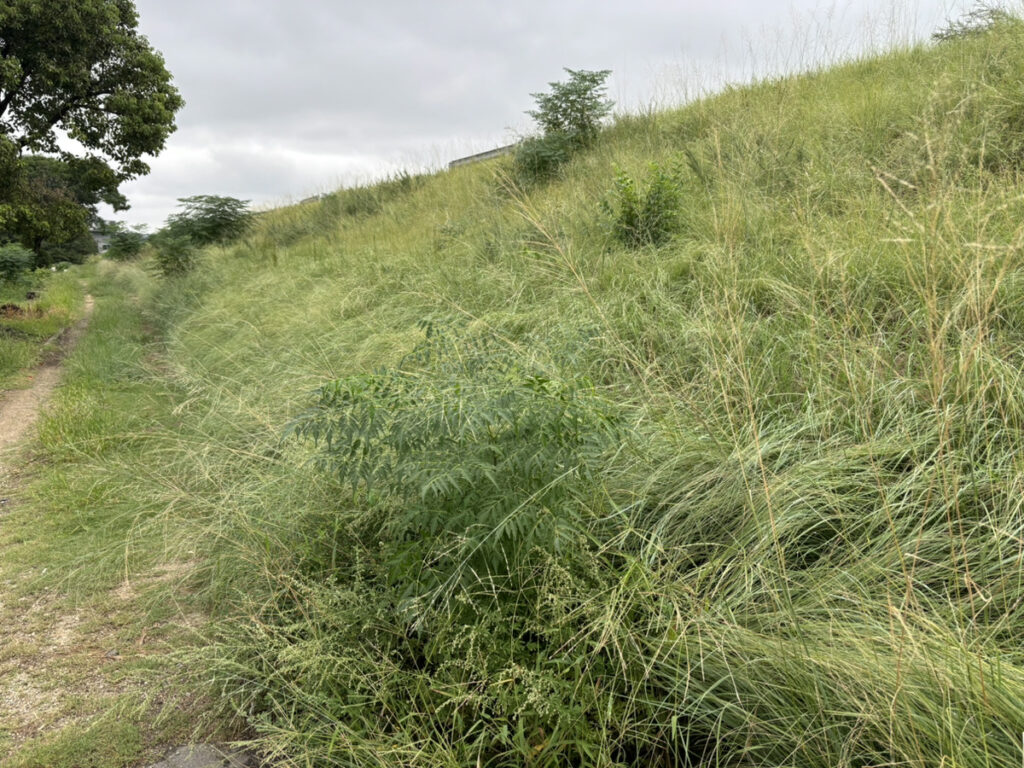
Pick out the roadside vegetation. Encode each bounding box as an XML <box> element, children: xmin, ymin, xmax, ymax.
<box><xmin>0</xmin><ymin>259</ymin><xmax>84</xmax><ymax>390</ymax></box>
<box><xmin>9</xmin><ymin>8</ymin><xmax>1024</xmax><ymax>768</ymax></box>
<box><xmin>0</xmin><ymin>260</ymin><xmax>232</xmax><ymax>767</ymax></box>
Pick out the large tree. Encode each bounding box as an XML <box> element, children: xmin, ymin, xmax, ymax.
<box><xmin>1</xmin><ymin>154</ymin><xmax>130</xmax><ymax>263</ymax></box>
<box><xmin>0</xmin><ymin>0</ymin><xmax>183</xmax><ymax>182</ymax></box>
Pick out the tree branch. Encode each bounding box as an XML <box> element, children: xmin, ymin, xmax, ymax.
<box><xmin>15</xmin><ymin>83</ymin><xmax>113</xmax><ymax>150</ymax></box>
<box><xmin>0</xmin><ymin>72</ymin><xmax>29</xmax><ymax>120</ymax></box>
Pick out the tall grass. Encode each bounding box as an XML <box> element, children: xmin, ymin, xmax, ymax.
<box><xmin>24</xmin><ymin>13</ymin><xmax>1024</xmax><ymax>767</ymax></box>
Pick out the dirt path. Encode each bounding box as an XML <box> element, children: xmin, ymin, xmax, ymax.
<box><xmin>0</xmin><ymin>292</ymin><xmax>256</xmax><ymax>768</ymax></box>
<box><xmin>0</xmin><ymin>294</ymin><xmax>94</xmax><ymax>450</ymax></box>
<box><xmin>0</xmin><ymin>295</ymin><xmax>101</xmax><ymax>761</ymax></box>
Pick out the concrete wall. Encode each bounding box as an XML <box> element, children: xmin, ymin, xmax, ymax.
<box><xmin>448</xmin><ymin>143</ymin><xmax>517</xmax><ymax>169</ymax></box>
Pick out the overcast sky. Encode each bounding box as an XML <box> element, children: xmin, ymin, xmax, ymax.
<box><xmin>106</xmin><ymin>0</ymin><xmax>971</xmax><ymax>230</ymax></box>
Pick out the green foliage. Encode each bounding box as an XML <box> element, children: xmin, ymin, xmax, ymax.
<box><xmin>20</xmin><ymin>16</ymin><xmax>1024</xmax><ymax>768</ymax></box>
<box><xmin>164</xmin><ymin>195</ymin><xmax>251</xmax><ymax>246</ymax></box>
<box><xmin>0</xmin><ymin>0</ymin><xmax>175</xmax><ymax>269</ymax></box>
<box><xmin>0</xmin><ymin>137</ymin><xmax>19</xmax><ymax>201</ymax></box>
<box><xmin>527</xmin><ymin>68</ymin><xmax>613</xmax><ymax>147</ymax></box>
<box><xmin>37</xmin><ymin>230</ymin><xmax>97</xmax><ymax>266</ymax></box>
<box><xmin>510</xmin><ymin>132</ymin><xmax>575</xmax><ymax>185</ymax></box>
<box><xmin>0</xmin><ymin>242</ymin><xmax>33</xmax><ymax>281</ymax></box>
<box><xmin>602</xmin><ymin>163</ymin><xmax>683</xmax><ymax>246</ymax></box>
<box><xmin>21</xmin><ymin>155</ymin><xmax>127</xmax><ymax>212</ymax></box>
<box><xmin>288</xmin><ymin>323</ymin><xmax>620</xmax><ymax>608</ymax></box>
<box><xmin>0</xmin><ymin>154</ymin><xmax>127</xmax><ymax>266</ymax></box>
<box><xmin>150</xmin><ymin>233</ymin><xmax>196</xmax><ymax>277</ymax></box>
<box><xmin>513</xmin><ymin>69</ymin><xmax>613</xmax><ymax>185</ymax></box>
<box><xmin>105</xmin><ymin>226</ymin><xmax>146</xmax><ymax>261</ymax></box>
<box><xmin>0</xmin><ymin>0</ymin><xmax>183</xmax><ymax>181</ymax></box>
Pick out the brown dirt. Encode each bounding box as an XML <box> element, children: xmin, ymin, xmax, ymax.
<box><xmin>0</xmin><ymin>304</ymin><xmax>44</xmax><ymax>319</ymax></box>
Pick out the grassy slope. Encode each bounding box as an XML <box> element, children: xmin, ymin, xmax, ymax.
<box><xmin>14</xmin><ymin>19</ymin><xmax>1024</xmax><ymax>768</ymax></box>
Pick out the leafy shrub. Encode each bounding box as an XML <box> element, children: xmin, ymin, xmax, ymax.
<box><xmin>106</xmin><ymin>228</ymin><xmax>147</xmax><ymax>261</ymax></box>
<box><xmin>287</xmin><ymin>323</ymin><xmax>621</xmax><ymax>612</ymax></box>
<box><xmin>527</xmin><ymin>68</ymin><xmax>613</xmax><ymax>148</ymax></box>
<box><xmin>511</xmin><ymin>132</ymin><xmax>575</xmax><ymax>185</ymax></box>
<box><xmin>150</xmin><ymin>234</ymin><xmax>197</xmax><ymax>277</ymax></box>
<box><xmin>602</xmin><ymin>163</ymin><xmax>683</xmax><ymax>246</ymax></box>
<box><xmin>165</xmin><ymin>195</ymin><xmax>251</xmax><ymax>245</ymax></box>
<box><xmin>0</xmin><ymin>243</ymin><xmax>34</xmax><ymax>282</ymax></box>
<box><xmin>513</xmin><ymin>69</ymin><xmax>613</xmax><ymax>186</ymax></box>
<box><xmin>37</xmin><ymin>230</ymin><xmax>97</xmax><ymax>266</ymax></box>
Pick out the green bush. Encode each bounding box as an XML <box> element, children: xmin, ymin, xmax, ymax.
<box><xmin>165</xmin><ymin>195</ymin><xmax>251</xmax><ymax>245</ymax></box>
<box><xmin>151</xmin><ymin>234</ymin><xmax>197</xmax><ymax>277</ymax></box>
<box><xmin>602</xmin><ymin>163</ymin><xmax>683</xmax><ymax>246</ymax></box>
<box><xmin>527</xmin><ymin>68</ymin><xmax>613</xmax><ymax>148</ymax></box>
<box><xmin>0</xmin><ymin>243</ymin><xmax>34</xmax><ymax>282</ymax></box>
<box><xmin>513</xmin><ymin>69</ymin><xmax>613</xmax><ymax>186</ymax></box>
<box><xmin>511</xmin><ymin>132</ymin><xmax>575</xmax><ymax>185</ymax></box>
<box><xmin>287</xmin><ymin>323</ymin><xmax>621</xmax><ymax>612</ymax></box>
<box><xmin>106</xmin><ymin>228</ymin><xmax>147</xmax><ymax>261</ymax></box>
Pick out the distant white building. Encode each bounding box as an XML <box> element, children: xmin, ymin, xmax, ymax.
<box><xmin>91</xmin><ymin>231</ymin><xmax>111</xmax><ymax>253</ymax></box>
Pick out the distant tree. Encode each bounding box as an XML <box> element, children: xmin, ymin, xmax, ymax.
<box><xmin>164</xmin><ymin>195</ymin><xmax>251</xmax><ymax>245</ymax></box>
<box><xmin>0</xmin><ymin>155</ymin><xmax>123</xmax><ymax>264</ymax></box>
<box><xmin>105</xmin><ymin>222</ymin><xmax>147</xmax><ymax>260</ymax></box>
<box><xmin>0</xmin><ymin>0</ymin><xmax>181</xmax><ymax>263</ymax></box>
<box><xmin>514</xmin><ymin>69</ymin><xmax>613</xmax><ymax>186</ymax></box>
<box><xmin>527</xmin><ymin>69</ymin><xmax>613</xmax><ymax>149</ymax></box>
<box><xmin>0</xmin><ymin>0</ymin><xmax>183</xmax><ymax>182</ymax></box>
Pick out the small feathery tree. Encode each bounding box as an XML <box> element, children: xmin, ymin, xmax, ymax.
<box><xmin>165</xmin><ymin>195</ymin><xmax>251</xmax><ymax>245</ymax></box>
<box><xmin>514</xmin><ymin>69</ymin><xmax>613</xmax><ymax>185</ymax></box>
<box><xmin>527</xmin><ymin>69</ymin><xmax>613</xmax><ymax>148</ymax></box>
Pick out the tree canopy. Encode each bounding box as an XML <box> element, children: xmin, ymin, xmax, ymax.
<box><xmin>527</xmin><ymin>69</ymin><xmax>613</xmax><ymax>147</ymax></box>
<box><xmin>164</xmin><ymin>195</ymin><xmax>252</xmax><ymax>245</ymax></box>
<box><xmin>0</xmin><ymin>0</ymin><xmax>182</xmax><ymax>264</ymax></box>
<box><xmin>0</xmin><ymin>154</ymin><xmax>128</xmax><ymax>262</ymax></box>
<box><xmin>0</xmin><ymin>0</ymin><xmax>183</xmax><ymax>182</ymax></box>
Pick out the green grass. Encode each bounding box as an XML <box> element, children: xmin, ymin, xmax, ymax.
<box><xmin>11</xmin><ymin>708</ymin><xmax>143</xmax><ymax>768</ymax></box>
<box><xmin>0</xmin><ymin>269</ymin><xmax>85</xmax><ymax>389</ymax></box>
<box><xmin>12</xmin><ymin>12</ymin><xmax>1024</xmax><ymax>768</ymax></box>
<box><xmin>0</xmin><ymin>261</ymin><xmax>227</xmax><ymax>767</ymax></box>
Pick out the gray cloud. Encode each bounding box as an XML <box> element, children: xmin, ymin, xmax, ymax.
<box><xmin>106</xmin><ymin>0</ymin><xmax>969</xmax><ymax>229</ymax></box>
